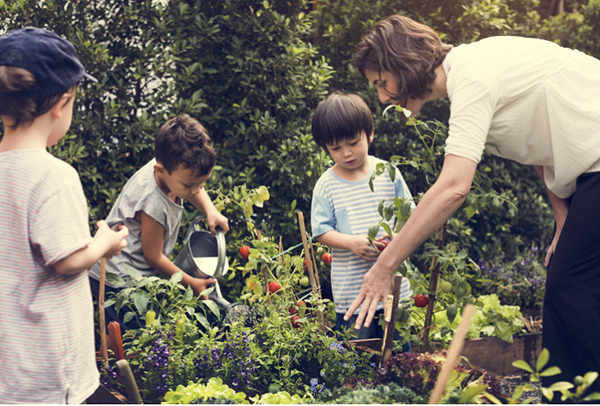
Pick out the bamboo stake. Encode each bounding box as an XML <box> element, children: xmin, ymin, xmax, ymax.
<box><xmin>379</xmin><ymin>274</ymin><xmax>403</xmax><ymax>366</ymax></box>
<box><xmin>279</xmin><ymin>237</ymin><xmax>285</xmax><ymax>266</ymax></box>
<box><xmin>309</xmin><ymin>236</ymin><xmax>321</xmax><ymax>294</ymax></box>
<box><xmin>99</xmin><ymin>258</ymin><xmax>108</xmax><ymax>362</ymax></box>
<box><xmin>297</xmin><ymin>212</ymin><xmax>325</xmax><ymax>329</ymax></box>
<box><xmin>428</xmin><ymin>304</ymin><xmax>476</xmax><ymax>404</ymax></box>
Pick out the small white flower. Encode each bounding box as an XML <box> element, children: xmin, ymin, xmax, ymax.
<box><xmin>403</xmin><ymin>108</ymin><xmax>412</xmax><ymax>118</ymax></box>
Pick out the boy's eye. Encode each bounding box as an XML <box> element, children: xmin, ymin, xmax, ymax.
<box><xmin>183</xmin><ymin>184</ymin><xmax>193</xmax><ymax>188</ymax></box>
<box><xmin>350</xmin><ymin>141</ymin><xmax>358</xmax><ymax>146</ymax></box>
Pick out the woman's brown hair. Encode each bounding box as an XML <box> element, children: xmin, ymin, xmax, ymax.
<box><xmin>351</xmin><ymin>15</ymin><xmax>452</xmax><ymax>106</ymax></box>
<box><xmin>0</xmin><ymin>66</ymin><xmax>75</xmax><ymax>129</ymax></box>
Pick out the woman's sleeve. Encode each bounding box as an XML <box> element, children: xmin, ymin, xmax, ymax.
<box><xmin>445</xmin><ymin>68</ymin><xmax>502</xmax><ymax>164</ymax></box>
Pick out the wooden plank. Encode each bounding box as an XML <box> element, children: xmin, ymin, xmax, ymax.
<box><xmin>461</xmin><ymin>333</ymin><xmax>543</xmax><ymax>376</ymax></box>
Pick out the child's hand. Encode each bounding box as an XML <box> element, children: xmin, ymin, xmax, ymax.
<box><xmin>207</xmin><ymin>211</ymin><xmax>230</xmax><ymax>236</ymax></box>
<box><xmin>349</xmin><ymin>235</ymin><xmax>380</xmax><ymax>262</ymax></box>
<box><xmin>189</xmin><ymin>276</ymin><xmax>217</xmax><ymax>297</ymax></box>
<box><xmin>96</xmin><ymin>220</ymin><xmax>129</xmax><ymax>259</ymax></box>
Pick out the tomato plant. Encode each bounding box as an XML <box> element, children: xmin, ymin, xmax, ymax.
<box><xmin>321</xmin><ymin>253</ymin><xmax>332</xmax><ymax>265</ymax></box>
<box><xmin>290</xmin><ymin>315</ymin><xmax>301</xmax><ymax>328</ymax></box>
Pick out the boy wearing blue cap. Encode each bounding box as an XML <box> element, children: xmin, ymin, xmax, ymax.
<box><xmin>0</xmin><ymin>28</ymin><xmax>129</xmax><ymax>403</ymax></box>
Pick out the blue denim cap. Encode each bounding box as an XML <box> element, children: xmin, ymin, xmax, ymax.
<box><xmin>0</xmin><ymin>27</ymin><xmax>97</xmax><ymax>97</ymax></box>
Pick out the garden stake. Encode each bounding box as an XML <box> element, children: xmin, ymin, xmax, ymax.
<box><xmin>255</xmin><ymin>230</ymin><xmax>271</xmax><ymax>303</ymax></box>
<box><xmin>279</xmin><ymin>237</ymin><xmax>285</xmax><ymax>265</ymax></box>
<box><xmin>428</xmin><ymin>304</ymin><xmax>476</xmax><ymax>404</ymax></box>
<box><xmin>99</xmin><ymin>257</ymin><xmax>108</xmax><ymax>362</ymax></box>
<box><xmin>309</xmin><ymin>239</ymin><xmax>321</xmax><ymax>291</ymax></box>
<box><xmin>422</xmin><ymin>225</ymin><xmax>446</xmax><ymax>352</ymax></box>
<box><xmin>297</xmin><ymin>212</ymin><xmax>325</xmax><ymax>330</ymax></box>
<box><xmin>379</xmin><ymin>274</ymin><xmax>403</xmax><ymax>366</ymax></box>
<box><xmin>116</xmin><ymin>359</ymin><xmax>143</xmax><ymax>404</ymax></box>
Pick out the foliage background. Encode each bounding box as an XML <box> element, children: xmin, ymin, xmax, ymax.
<box><xmin>1</xmin><ymin>0</ymin><xmax>598</xmax><ymax>299</ymax></box>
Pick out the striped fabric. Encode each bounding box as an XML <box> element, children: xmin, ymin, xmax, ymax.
<box><xmin>311</xmin><ymin>157</ymin><xmax>414</xmax><ymax>315</ymax></box>
<box><xmin>0</xmin><ymin>149</ymin><xmax>99</xmax><ymax>404</ymax></box>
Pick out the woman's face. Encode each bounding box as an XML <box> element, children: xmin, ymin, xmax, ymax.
<box><xmin>364</xmin><ymin>69</ymin><xmax>426</xmax><ymax>115</ymax></box>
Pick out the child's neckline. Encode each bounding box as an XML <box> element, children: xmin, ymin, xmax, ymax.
<box><xmin>329</xmin><ymin>156</ymin><xmax>375</xmax><ymax>182</ymax></box>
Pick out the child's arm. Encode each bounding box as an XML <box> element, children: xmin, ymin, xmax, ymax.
<box><xmin>187</xmin><ymin>188</ymin><xmax>230</xmax><ymax>235</ymax></box>
<box><xmin>54</xmin><ymin>220</ymin><xmax>129</xmax><ymax>275</ymax></box>
<box><xmin>317</xmin><ymin>230</ymin><xmax>380</xmax><ymax>262</ymax></box>
<box><xmin>138</xmin><ymin>210</ymin><xmax>216</xmax><ymax>296</ymax></box>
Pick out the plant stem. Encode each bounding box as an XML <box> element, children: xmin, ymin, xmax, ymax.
<box><xmin>421</xmin><ymin>225</ymin><xmax>446</xmax><ymax>352</ymax></box>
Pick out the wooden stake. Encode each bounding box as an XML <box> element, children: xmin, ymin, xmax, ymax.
<box><xmin>428</xmin><ymin>304</ymin><xmax>476</xmax><ymax>404</ymax></box>
<box><xmin>278</xmin><ymin>237</ymin><xmax>285</xmax><ymax>265</ymax></box>
<box><xmin>99</xmin><ymin>258</ymin><xmax>108</xmax><ymax>362</ymax></box>
<box><xmin>297</xmin><ymin>212</ymin><xmax>325</xmax><ymax>329</ymax></box>
<box><xmin>379</xmin><ymin>274</ymin><xmax>403</xmax><ymax>366</ymax></box>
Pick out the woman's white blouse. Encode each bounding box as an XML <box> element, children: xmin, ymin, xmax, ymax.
<box><xmin>443</xmin><ymin>36</ymin><xmax>600</xmax><ymax>198</ymax></box>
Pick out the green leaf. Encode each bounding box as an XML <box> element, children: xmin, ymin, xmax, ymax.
<box><xmin>122</xmin><ymin>263</ymin><xmax>144</xmax><ymax>281</ymax></box>
<box><xmin>540</xmin><ymin>366</ymin><xmax>562</xmax><ymax>377</ymax></box>
<box><xmin>171</xmin><ymin>271</ymin><xmax>183</xmax><ymax>284</ymax></box>
<box><xmin>368</xmin><ymin>223</ymin><xmax>379</xmax><ymax>240</ymax></box>
<box><xmin>446</xmin><ymin>304</ymin><xmax>458</xmax><ymax>323</ymax></box>
<box><xmin>583</xmin><ymin>393</ymin><xmax>600</xmax><ymax>401</ymax></box>
<box><xmin>105</xmin><ymin>271</ymin><xmax>127</xmax><ymax>287</ymax></box>
<box><xmin>132</xmin><ymin>291</ymin><xmax>151</xmax><ymax>315</ymax></box>
<box><xmin>542</xmin><ymin>387</ymin><xmax>554</xmax><ymax>402</ymax></box>
<box><xmin>547</xmin><ymin>381</ymin><xmax>574</xmax><ymax>391</ymax></box>
<box><xmin>459</xmin><ymin>384</ymin><xmax>487</xmax><ymax>403</ymax></box>
<box><xmin>512</xmin><ymin>360</ymin><xmax>534</xmax><ymax>373</ymax></box>
<box><xmin>204</xmin><ymin>298</ymin><xmax>221</xmax><ymax>317</ymax></box>
<box><xmin>584</xmin><ymin>371</ymin><xmax>599</xmax><ymax>386</ymax></box>
<box><xmin>483</xmin><ymin>392</ymin><xmax>502</xmax><ymax>404</ymax></box>
<box><xmin>536</xmin><ymin>348</ymin><xmax>549</xmax><ymax>372</ymax></box>
<box><xmin>386</xmin><ymin>162</ymin><xmax>396</xmax><ymax>182</ymax></box>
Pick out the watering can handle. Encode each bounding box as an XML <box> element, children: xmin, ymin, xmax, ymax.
<box><xmin>185</xmin><ymin>215</ymin><xmax>205</xmax><ymax>243</ymax></box>
<box><xmin>215</xmin><ymin>226</ymin><xmax>226</xmax><ymax>279</ymax></box>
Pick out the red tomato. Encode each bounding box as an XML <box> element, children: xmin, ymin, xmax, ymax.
<box><xmin>414</xmin><ymin>294</ymin><xmax>429</xmax><ymax>308</ymax></box>
<box><xmin>239</xmin><ymin>245</ymin><xmax>250</xmax><ymax>260</ymax></box>
<box><xmin>288</xmin><ymin>306</ymin><xmax>298</xmax><ymax>315</ymax></box>
<box><xmin>291</xmin><ymin>315</ymin><xmax>301</xmax><ymax>328</ymax></box>
<box><xmin>296</xmin><ymin>300</ymin><xmax>306</xmax><ymax>308</ymax></box>
<box><xmin>268</xmin><ymin>281</ymin><xmax>282</xmax><ymax>294</ymax></box>
<box><xmin>321</xmin><ymin>253</ymin><xmax>332</xmax><ymax>265</ymax></box>
<box><xmin>375</xmin><ymin>238</ymin><xmax>389</xmax><ymax>252</ymax></box>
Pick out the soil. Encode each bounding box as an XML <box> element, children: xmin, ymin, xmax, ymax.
<box><xmin>520</xmin><ymin>306</ymin><xmax>543</xmax><ymax>333</ymax></box>
<box><xmin>499</xmin><ymin>373</ymin><xmax>543</xmax><ymax>403</ymax></box>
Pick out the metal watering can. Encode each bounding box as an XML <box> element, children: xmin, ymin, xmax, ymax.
<box><xmin>174</xmin><ymin>216</ymin><xmax>254</xmax><ymax>325</ymax></box>
<box><xmin>174</xmin><ymin>215</ymin><xmax>229</xmax><ymax>297</ymax></box>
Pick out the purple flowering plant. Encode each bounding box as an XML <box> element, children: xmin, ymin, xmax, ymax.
<box><xmin>474</xmin><ymin>245</ymin><xmax>546</xmax><ymax>310</ymax></box>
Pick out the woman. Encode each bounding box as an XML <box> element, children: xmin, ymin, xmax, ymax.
<box><xmin>344</xmin><ymin>15</ymin><xmax>600</xmax><ymax>395</ymax></box>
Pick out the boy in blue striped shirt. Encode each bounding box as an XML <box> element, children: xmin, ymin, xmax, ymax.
<box><xmin>310</xmin><ymin>91</ymin><xmax>413</xmax><ymax>339</ymax></box>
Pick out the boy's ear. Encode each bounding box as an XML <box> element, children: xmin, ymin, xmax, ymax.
<box><xmin>154</xmin><ymin>162</ymin><xmax>166</xmax><ymax>175</ymax></box>
<box><xmin>368</xmin><ymin>129</ymin><xmax>374</xmax><ymax>143</ymax></box>
<box><xmin>49</xmin><ymin>94</ymin><xmax>72</xmax><ymax>119</ymax></box>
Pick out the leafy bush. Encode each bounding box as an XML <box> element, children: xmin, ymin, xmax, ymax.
<box><xmin>312</xmin><ymin>382</ymin><xmax>426</xmax><ymax>404</ymax></box>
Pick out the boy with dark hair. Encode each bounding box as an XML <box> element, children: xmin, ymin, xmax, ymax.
<box><xmin>89</xmin><ymin>114</ymin><xmax>229</xmax><ymax>330</ymax></box>
<box><xmin>0</xmin><ymin>27</ymin><xmax>129</xmax><ymax>403</ymax></box>
<box><xmin>311</xmin><ymin>91</ymin><xmax>413</xmax><ymax>339</ymax></box>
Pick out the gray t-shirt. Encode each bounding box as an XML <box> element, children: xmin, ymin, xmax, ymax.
<box><xmin>89</xmin><ymin>159</ymin><xmax>183</xmax><ymax>287</ymax></box>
